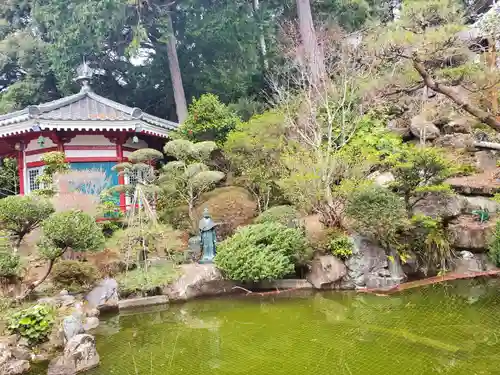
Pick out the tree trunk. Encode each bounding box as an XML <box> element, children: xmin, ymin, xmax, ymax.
<box><xmin>296</xmin><ymin>0</ymin><xmax>325</xmax><ymax>87</ymax></box>
<box><xmin>17</xmin><ymin>258</ymin><xmax>55</xmax><ymax>301</ymax></box>
<box><xmin>166</xmin><ymin>11</ymin><xmax>188</xmax><ymax>124</ymax></box>
<box><xmin>412</xmin><ymin>58</ymin><xmax>500</xmax><ymax>131</ymax></box>
<box><xmin>253</xmin><ymin>0</ymin><xmax>268</xmax><ymax>70</ymax></box>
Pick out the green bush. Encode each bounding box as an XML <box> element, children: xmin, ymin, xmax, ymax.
<box><xmin>328</xmin><ymin>234</ymin><xmax>353</xmax><ymax>260</ymax></box>
<box><xmin>214</xmin><ymin>222</ymin><xmax>307</xmax><ymax>282</ymax></box>
<box><xmin>51</xmin><ymin>260</ymin><xmax>99</xmax><ymax>293</ymax></box>
<box><xmin>410</xmin><ymin>214</ymin><xmax>451</xmax><ymax>272</ymax></box>
<box><xmin>0</xmin><ymin>195</ymin><xmax>54</xmax><ymax>247</ymax></box>
<box><xmin>116</xmin><ymin>263</ymin><xmax>179</xmax><ymax>297</ymax></box>
<box><xmin>0</xmin><ymin>232</ymin><xmax>19</xmax><ymax>278</ymax></box>
<box><xmin>7</xmin><ymin>304</ymin><xmax>54</xmax><ymax>345</ymax></box>
<box><xmin>177</xmin><ymin>93</ymin><xmax>240</xmax><ymax>144</ymax></box>
<box><xmin>38</xmin><ymin>210</ymin><xmax>105</xmax><ymax>260</ymax></box>
<box><xmin>106</xmin><ymin>224</ymin><xmax>185</xmax><ymax>263</ymax></box>
<box><xmin>346</xmin><ymin>185</ymin><xmax>409</xmax><ymax>252</ymax></box>
<box><xmin>488</xmin><ymin>221</ymin><xmax>500</xmax><ymax>267</ymax></box>
<box><xmin>254</xmin><ymin>205</ymin><xmax>300</xmax><ymax>226</ymax></box>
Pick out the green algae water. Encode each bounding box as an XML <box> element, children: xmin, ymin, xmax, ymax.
<box><xmin>38</xmin><ymin>279</ymin><xmax>500</xmax><ymax>375</ymax></box>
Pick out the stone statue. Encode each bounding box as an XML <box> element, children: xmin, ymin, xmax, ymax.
<box><xmin>199</xmin><ymin>208</ymin><xmax>217</xmax><ymax>263</ymax></box>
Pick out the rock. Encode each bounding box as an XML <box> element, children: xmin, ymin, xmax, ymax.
<box><xmin>59</xmin><ymin>294</ymin><xmax>76</xmax><ymax>307</ymax></box>
<box><xmin>387</xmin><ymin>119</ymin><xmax>411</xmax><ymax>138</ymax></box>
<box><xmin>462</xmin><ymin>196</ymin><xmax>500</xmax><ymax>213</ymax></box>
<box><xmin>435</xmin><ymin>134</ymin><xmax>475</xmax><ymax>149</ymax></box>
<box><xmin>448</xmin><ymin>215</ymin><xmax>496</xmax><ymax>250</ymax></box>
<box><xmin>38</xmin><ymin>329</ymin><xmax>64</xmax><ymax>355</ymax></box>
<box><xmin>253</xmin><ymin>279</ymin><xmax>313</xmax><ymax>290</ymax></box>
<box><xmin>369</xmin><ymin>171</ymin><xmax>395</xmax><ymax>188</ymax></box>
<box><xmin>59</xmin><ymin>290</ymin><xmax>69</xmax><ymax>296</ymax></box>
<box><xmin>16</xmin><ymin>339</ymin><xmax>29</xmax><ymax>349</ymax></box>
<box><xmin>0</xmin><ymin>360</ymin><xmax>30</xmax><ymax>375</ymax></box>
<box><xmin>0</xmin><ymin>344</ymin><xmax>11</xmax><ymax>367</ymax></box>
<box><xmin>117</xmin><ymin>296</ymin><xmax>169</xmax><ymax>310</ymax></box>
<box><xmin>0</xmin><ymin>335</ymin><xmax>18</xmax><ymax>347</ymax></box>
<box><xmin>412</xmin><ymin>193</ymin><xmax>464</xmax><ymax>219</ymax></box>
<box><xmin>82</xmin><ymin>318</ymin><xmax>99</xmax><ymax>332</ymax></box>
<box><xmin>343</xmin><ymin>236</ymin><xmax>405</xmax><ymax>290</ymax></box>
<box><xmin>85</xmin><ymin>309</ymin><xmax>99</xmax><ymax>318</ymax></box>
<box><xmin>62</xmin><ymin>315</ymin><xmax>84</xmax><ymax>343</ymax></box>
<box><xmin>453</xmin><ymin>253</ymin><xmax>485</xmax><ymax>274</ymax></box>
<box><xmin>306</xmin><ymin>256</ymin><xmax>347</xmax><ymax>289</ymax></box>
<box><xmin>475</xmin><ymin>150</ymin><xmax>498</xmax><ymax>171</ymax></box>
<box><xmin>163</xmin><ymin>264</ymin><xmax>235</xmax><ymax>301</ymax></box>
<box><xmin>187</xmin><ymin>236</ymin><xmax>202</xmax><ymax>260</ymax></box>
<box><xmin>47</xmin><ymin>334</ymin><xmax>99</xmax><ymax>375</ymax></box>
<box><xmin>410</xmin><ymin>115</ymin><xmax>440</xmax><ymax>140</ymax></box>
<box><xmin>442</xmin><ymin>116</ymin><xmax>474</xmax><ymax>134</ymax></box>
<box><xmin>10</xmin><ymin>347</ymin><xmax>30</xmax><ymax>361</ymax></box>
<box><xmin>460</xmin><ymin>250</ymin><xmax>474</xmax><ymax>259</ymax></box>
<box><xmin>447</xmin><ymin>171</ymin><xmax>500</xmax><ymax>196</ymax></box>
<box><xmin>85</xmin><ymin>278</ymin><xmax>119</xmax><ymax>313</ymax></box>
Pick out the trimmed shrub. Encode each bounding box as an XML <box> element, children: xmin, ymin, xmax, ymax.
<box><xmin>254</xmin><ymin>205</ymin><xmax>300</xmax><ymax>226</ymax></box>
<box><xmin>346</xmin><ymin>185</ymin><xmax>409</xmax><ymax>252</ymax></box>
<box><xmin>214</xmin><ymin>222</ymin><xmax>307</xmax><ymax>282</ymax></box>
<box><xmin>488</xmin><ymin>221</ymin><xmax>500</xmax><ymax>267</ymax></box>
<box><xmin>116</xmin><ymin>263</ymin><xmax>179</xmax><ymax>298</ymax></box>
<box><xmin>194</xmin><ymin>186</ymin><xmax>257</xmax><ymax>239</ymax></box>
<box><xmin>38</xmin><ymin>210</ymin><xmax>105</xmax><ymax>259</ymax></box>
<box><xmin>0</xmin><ymin>195</ymin><xmax>54</xmax><ymax>247</ymax></box>
<box><xmin>7</xmin><ymin>304</ymin><xmax>54</xmax><ymax>345</ymax></box>
<box><xmin>328</xmin><ymin>234</ymin><xmax>353</xmax><ymax>260</ymax></box>
<box><xmin>0</xmin><ymin>232</ymin><xmax>19</xmax><ymax>278</ymax></box>
<box><xmin>51</xmin><ymin>260</ymin><xmax>99</xmax><ymax>292</ymax></box>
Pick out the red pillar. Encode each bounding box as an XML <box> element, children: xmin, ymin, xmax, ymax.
<box><xmin>17</xmin><ymin>147</ymin><xmax>25</xmax><ymax>195</ymax></box>
<box><xmin>116</xmin><ymin>137</ymin><xmax>126</xmax><ymax>212</ymax></box>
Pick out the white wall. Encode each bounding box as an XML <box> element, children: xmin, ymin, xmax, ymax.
<box><xmin>69</xmin><ymin>135</ymin><xmax>114</xmax><ymax>146</ymax></box>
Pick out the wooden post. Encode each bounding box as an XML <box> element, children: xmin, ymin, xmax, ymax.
<box><xmin>116</xmin><ymin>135</ymin><xmax>126</xmax><ymax>212</ymax></box>
<box><xmin>17</xmin><ymin>144</ymin><xmax>25</xmax><ymax>195</ymax></box>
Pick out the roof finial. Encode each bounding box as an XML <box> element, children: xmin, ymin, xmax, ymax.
<box><xmin>75</xmin><ymin>58</ymin><xmax>94</xmax><ymax>93</ymax></box>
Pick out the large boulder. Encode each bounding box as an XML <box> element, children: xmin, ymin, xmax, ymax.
<box><xmin>0</xmin><ymin>360</ymin><xmax>30</xmax><ymax>375</ymax></box>
<box><xmin>410</xmin><ymin>115</ymin><xmax>440</xmax><ymax>140</ymax></box>
<box><xmin>412</xmin><ymin>193</ymin><xmax>464</xmax><ymax>219</ymax></box>
<box><xmin>0</xmin><ymin>343</ymin><xmax>30</xmax><ymax>375</ymax></box>
<box><xmin>163</xmin><ymin>264</ymin><xmax>236</xmax><ymax>301</ymax></box>
<box><xmin>475</xmin><ymin>150</ymin><xmax>498</xmax><ymax>171</ymax></box>
<box><xmin>442</xmin><ymin>116</ymin><xmax>474</xmax><ymax>134</ymax></box>
<box><xmin>446</xmin><ymin>171</ymin><xmax>500</xmax><ymax>196</ymax></box>
<box><xmin>342</xmin><ymin>236</ymin><xmax>406</xmax><ymax>290</ymax></box>
<box><xmin>306</xmin><ymin>256</ymin><xmax>347</xmax><ymax>289</ymax></box>
<box><xmin>452</xmin><ymin>251</ymin><xmax>486</xmax><ymax>274</ymax></box>
<box><xmin>62</xmin><ymin>314</ymin><xmax>84</xmax><ymax>344</ymax></box>
<box><xmin>435</xmin><ymin>134</ymin><xmax>475</xmax><ymax>150</ymax></box>
<box><xmin>85</xmin><ymin>278</ymin><xmax>118</xmax><ymax>313</ymax></box>
<box><xmin>448</xmin><ymin>215</ymin><xmax>496</xmax><ymax>251</ymax></box>
<box><xmin>387</xmin><ymin>118</ymin><xmax>411</xmax><ymax>139</ymax></box>
<box><xmin>47</xmin><ymin>334</ymin><xmax>99</xmax><ymax>375</ymax></box>
<box><xmin>462</xmin><ymin>196</ymin><xmax>500</xmax><ymax>213</ymax></box>
<box><xmin>368</xmin><ymin>171</ymin><xmax>395</xmax><ymax>188</ymax></box>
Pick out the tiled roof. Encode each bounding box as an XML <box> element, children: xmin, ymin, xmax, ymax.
<box><xmin>0</xmin><ymin>89</ymin><xmax>178</xmax><ymax>137</ymax></box>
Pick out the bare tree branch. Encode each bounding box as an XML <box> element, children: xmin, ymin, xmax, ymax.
<box><xmin>412</xmin><ymin>56</ymin><xmax>500</xmax><ymax>131</ymax></box>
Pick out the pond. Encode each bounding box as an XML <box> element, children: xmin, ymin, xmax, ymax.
<box><xmin>35</xmin><ymin>278</ymin><xmax>500</xmax><ymax>375</ymax></box>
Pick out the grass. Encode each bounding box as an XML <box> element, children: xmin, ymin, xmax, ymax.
<box><xmin>116</xmin><ymin>262</ymin><xmax>180</xmax><ymax>298</ymax></box>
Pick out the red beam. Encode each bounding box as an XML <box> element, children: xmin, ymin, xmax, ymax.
<box><xmin>25</xmin><ymin>147</ymin><xmax>58</xmax><ymax>156</ymax></box>
<box><xmin>26</xmin><ymin>156</ymin><xmax>125</xmax><ymax>168</ymax></box>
